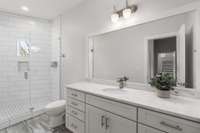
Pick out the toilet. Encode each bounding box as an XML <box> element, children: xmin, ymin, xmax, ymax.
<box><xmin>44</xmin><ymin>100</ymin><xmax>66</xmax><ymax>129</ymax></box>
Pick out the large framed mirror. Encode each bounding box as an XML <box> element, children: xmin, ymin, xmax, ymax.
<box><xmin>89</xmin><ymin>10</ymin><xmax>197</xmax><ymax>89</ymax></box>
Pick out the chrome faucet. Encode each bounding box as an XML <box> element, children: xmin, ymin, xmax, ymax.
<box><xmin>117</xmin><ymin>76</ymin><xmax>129</xmax><ymax>89</ymax></box>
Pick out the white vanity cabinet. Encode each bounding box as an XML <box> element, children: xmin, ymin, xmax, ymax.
<box><xmin>86</xmin><ymin>95</ymin><xmax>137</xmax><ymax>133</ymax></box>
<box><xmin>66</xmin><ymin>88</ymin><xmax>86</xmax><ymax>133</ymax></box>
<box><xmin>66</xmin><ymin>85</ymin><xmax>200</xmax><ymax>133</ymax></box>
<box><xmin>138</xmin><ymin>108</ymin><xmax>200</xmax><ymax>133</ymax></box>
<box><xmin>138</xmin><ymin>125</ymin><xmax>165</xmax><ymax>133</ymax></box>
<box><xmin>105</xmin><ymin>111</ymin><xmax>137</xmax><ymax>133</ymax></box>
<box><xmin>86</xmin><ymin>105</ymin><xmax>107</xmax><ymax>133</ymax></box>
<box><xmin>86</xmin><ymin>104</ymin><xmax>137</xmax><ymax>133</ymax></box>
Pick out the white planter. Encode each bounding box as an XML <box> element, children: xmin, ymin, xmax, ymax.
<box><xmin>157</xmin><ymin>89</ymin><xmax>170</xmax><ymax>98</ymax></box>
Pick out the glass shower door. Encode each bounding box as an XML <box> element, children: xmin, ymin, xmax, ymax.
<box><xmin>0</xmin><ymin>14</ymin><xmax>32</xmax><ymax>127</ymax></box>
<box><xmin>29</xmin><ymin>21</ymin><xmax>53</xmax><ymax>112</ymax></box>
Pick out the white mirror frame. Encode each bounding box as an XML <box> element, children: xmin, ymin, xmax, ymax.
<box><xmin>87</xmin><ymin>2</ymin><xmax>200</xmax><ymax>94</ymax></box>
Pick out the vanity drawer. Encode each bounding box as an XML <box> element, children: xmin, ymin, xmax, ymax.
<box><xmin>138</xmin><ymin>124</ymin><xmax>165</xmax><ymax>133</ymax></box>
<box><xmin>86</xmin><ymin>95</ymin><xmax>137</xmax><ymax>121</ymax></box>
<box><xmin>138</xmin><ymin>108</ymin><xmax>200</xmax><ymax>133</ymax></box>
<box><xmin>67</xmin><ymin>88</ymin><xmax>85</xmax><ymax>102</ymax></box>
<box><xmin>69</xmin><ymin>107</ymin><xmax>85</xmax><ymax>121</ymax></box>
<box><xmin>68</xmin><ymin>98</ymin><xmax>85</xmax><ymax>112</ymax></box>
<box><xmin>69</xmin><ymin>116</ymin><xmax>85</xmax><ymax>133</ymax></box>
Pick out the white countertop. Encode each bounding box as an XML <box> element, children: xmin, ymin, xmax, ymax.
<box><xmin>66</xmin><ymin>81</ymin><xmax>200</xmax><ymax>123</ymax></box>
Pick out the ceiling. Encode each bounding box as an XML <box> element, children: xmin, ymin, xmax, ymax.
<box><xmin>0</xmin><ymin>0</ymin><xmax>85</xmax><ymax>20</ymax></box>
<box><xmin>0</xmin><ymin>0</ymin><xmax>197</xmax><ymax>20</ymax></box>
<box><xmin>116</xmin><ymin>0</ymin><xmax>198</xmax><ymax>10</ymax></box>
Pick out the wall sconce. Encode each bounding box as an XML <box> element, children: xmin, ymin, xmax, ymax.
<box><xmin>111</xmin><ymin>0</ymin><xmax>138</xmax><ymax>23</ymax></box>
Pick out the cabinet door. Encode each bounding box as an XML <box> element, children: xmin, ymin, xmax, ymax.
<box><xmin>86</xmin><ymin>105</ymin><xmax>106</xmax><ymax>133</ymax></box>
<box><xmin>138</xmin><ymin>124</ymin><xmax>165</xmax><ymax>133</ymax></box>
<box><xmin>69</xmin><ymin>116</ymin><xmax>85</xmax><ymax>133</ymax></box>
<box><xmin>106</xmin><ymin>112</ymin><xmax>137</xmax><ymax>133</ymax></box>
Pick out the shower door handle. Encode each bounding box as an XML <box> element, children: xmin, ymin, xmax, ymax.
<box><xmin>24</xmin><ymin>72</ymin><xmax>28</xmax><ymax>80</ymax></box>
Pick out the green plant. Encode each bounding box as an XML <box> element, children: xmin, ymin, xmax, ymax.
<box><xmin>149</xmin><ymin>73</ymin><xmax>176</xmax><ymax>91</ymax></box>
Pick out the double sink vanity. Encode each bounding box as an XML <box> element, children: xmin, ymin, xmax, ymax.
<box><xmin>65</xmin><ymin>82</ymin><xmax>200</xmax><ymax>133</ymax></box>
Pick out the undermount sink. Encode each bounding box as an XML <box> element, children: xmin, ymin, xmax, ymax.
<box><xmin>102</xmin><ymin>88</ymin><xmax>127</xmax><ymax>94</ymax></box>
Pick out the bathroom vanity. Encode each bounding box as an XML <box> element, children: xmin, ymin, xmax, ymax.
<box><xmin>65</xmin><ymin>82</ymin><xmax>200</xmax><ymax>133</ymax></box>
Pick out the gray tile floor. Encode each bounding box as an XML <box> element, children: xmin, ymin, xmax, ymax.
<box><xmin>53</xmin><ymin>125</ymin><xmax>72</xmax><ymax>133</ymax></box>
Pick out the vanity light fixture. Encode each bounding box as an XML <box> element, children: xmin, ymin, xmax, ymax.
<box><xmin>123</xmin><ymin>0</ymin><xmax>132</xmax><ymax>19</ymax></box>
<box><xmin>111</xmin><ymin>0</ymin><xmax>137</xmax><ymax>23</ymax></box>
<box><xmin>111</xmin><ymin>6</ymin><xmax>119</xmax><ymax>23</ymax></box>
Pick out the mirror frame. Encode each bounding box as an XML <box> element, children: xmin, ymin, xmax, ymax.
<box><xmin>87</xmin><ymin>3</ymin><xmax>200</xmax><ymax>92</ymax></box>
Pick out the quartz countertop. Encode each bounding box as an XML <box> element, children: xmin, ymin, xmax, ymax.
<box><xmin>66</xmin><ymin>81</ymin><xmax>200</xmax><ymax>123</ymax></box>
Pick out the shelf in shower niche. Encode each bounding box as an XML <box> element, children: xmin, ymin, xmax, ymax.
<box><xmin>17</xmin><ymin>60</ymin><xmax>29</xmax><ymax>72</ymax></box>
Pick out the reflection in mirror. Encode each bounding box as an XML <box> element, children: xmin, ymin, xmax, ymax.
<box><xmin>157</xmin><ymin>52</ymin><xmax>176</xmax><ymax>77</ymax></box>
<box><xmin>17</xmin><ymin>39</ymin><xmax>31</xmax><ymax>57</ymax></box>
<box><xmin>91</xmin><ymin>11</ymin><xmax>194</xmax><ymax>88</ymax></box>
<box><xmin>148</xmin><ymin>37</ymin><xmax>177</xmax><ymax>82</ymax></box>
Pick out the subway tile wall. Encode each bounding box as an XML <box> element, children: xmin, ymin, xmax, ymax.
<box><xmin>0</xmin><ymin>12</ymin><xmax>60</xmax><ymax>111</ymax></box>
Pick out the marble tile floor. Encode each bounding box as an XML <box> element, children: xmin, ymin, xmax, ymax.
<box><xmin>53</xmin><ymin>125</ymin><xmax>72</xmax><ymax>133</ymax></box>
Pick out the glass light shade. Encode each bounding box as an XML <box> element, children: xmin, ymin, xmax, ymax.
<box><xmin>123</xmin><ymin>8</ymin><xmax>132</xmax><ymax>19</ymax></box>
<box><xmin>111</xmin><ymin>13</ymin><xmax>119</xmax><ymax>23</ymax></box>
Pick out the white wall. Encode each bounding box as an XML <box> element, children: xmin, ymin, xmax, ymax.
<box><xmin>60</xmin><ymin>0</ymin><xmax>199</xmax><ymax>85</ymax></box>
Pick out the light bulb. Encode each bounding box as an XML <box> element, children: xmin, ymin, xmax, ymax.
<box><xmin>111</xmin><ymin>13</ymin><xmax>119</xmax><ymax>23</ymax></box>
<box><xmin>21</xmin><ymin>6</ymin><xmax>29</xmax><ymax>12</ymax></box>
<box><xmin>123</xmin><ymin>8</ymin><xmax>132</xmax><ymax>19</ymax></box>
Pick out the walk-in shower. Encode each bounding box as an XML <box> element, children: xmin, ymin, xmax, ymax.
<box><xmin>0</xmin><ymin>12</ymin><xmax>62</xmax><ymax>131</ymax></box>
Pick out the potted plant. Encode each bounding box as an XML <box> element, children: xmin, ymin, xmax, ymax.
<box><xmin>149</xmin><ymin>73</ymin><xmax>176</xmax><ymax>98</ymax></box>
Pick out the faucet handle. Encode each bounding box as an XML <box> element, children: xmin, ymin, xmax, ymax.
<box><xmin>123</xmin><ymin>76</ymin><xmax>129</xmax><ymax>82</ymax></box>
<box><xmin>117</xmin><ymin>76</ymin><xmax>129</xmax><ymax>82</ymax></box>
<box><xmin>117</xmin><ymin>77</ymin><xmax>123</xmax><ymax>82</ymax></box>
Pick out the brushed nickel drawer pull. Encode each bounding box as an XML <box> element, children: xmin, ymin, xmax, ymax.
<box><xmin>72</xmin><ymin>93</ymin><xmax>78</xmax><ymax>97</ymax></box>
<box><xmin>160</xmin><ymin>121</ymin><xmax>183</xmax><ymax>131</ymax></box>
<box><xmin>101</xmin><ymin>116</ymin><xmax>106</xmax><ymax>128</ymax></box>
<box><xmin>71</xmin><ymin>102</ymin><xmax>78</xmax><ymax>106</ymax></box>
<box><xmin>71</xmin><ymin>110</ymin><xmax>78</xmax><ymax>115</ymax></box>
<box><xmin>105</xmin><ymin>117</ymin><xmax>110</xmax><ymax>130</ymax></box>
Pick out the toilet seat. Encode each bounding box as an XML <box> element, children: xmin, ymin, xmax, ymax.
<box><xmin>45</xmin><ymin>100</ymin><xmax>66</xmax><ymax>109</ymax></box>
